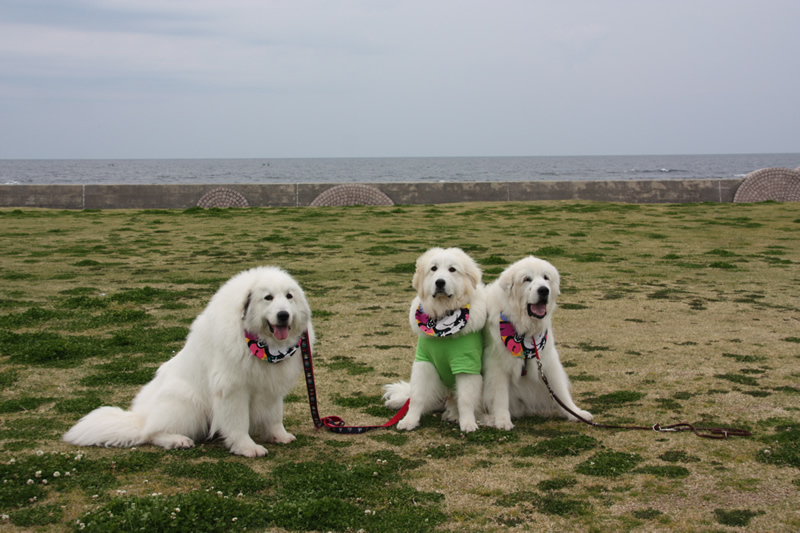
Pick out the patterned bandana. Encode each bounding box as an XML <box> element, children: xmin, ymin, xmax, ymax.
<box><xmin>415</xmin><ymin>304</ymin><xmax>470</xmax><ymax>337</ymax></box>
<box><xmin>499</xmin><ymin>312</ymin><xmax>547</xmax><ymax>360</ymax></box>
<box><xmin>245</xmin><ymin>331</ymin><xmax>300</xmax><ymax>363</ymax></box>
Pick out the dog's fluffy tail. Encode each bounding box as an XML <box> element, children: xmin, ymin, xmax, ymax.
<box><xmin>63</xmin><ymin>406</ymin><xmax>145</xmax><ymax>448</ymax></box>
<box><xmin>382</xmin><ymin>381</ymin><xmax>411</xmax><ymax>410</ymax></box>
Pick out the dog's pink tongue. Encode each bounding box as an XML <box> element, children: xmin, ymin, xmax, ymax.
<box><xmin>529</xmin><ymin>303</ymin><xmax>546</xmax><ymax>317</ymax></box>
<box><xmin>273</xmin><ymin>325</ymin><xmax>290</xmax><ymax>340</ymax></box>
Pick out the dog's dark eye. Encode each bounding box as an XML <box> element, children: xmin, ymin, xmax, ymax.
<box><xmin>543</xmin><ymin>275</ymin><xmax>550</xmax><ymax>281</ymax></box>
<box><xmin>286</xmin><ymin>293</ymin><xmax>293</xmax><ymax>299</ymax></box>
<box><xmin>523</xmin><ymin>276</ymin><xmax>532</xmax><ymax>283</ymax></box>
<box><xmin>449</xmin><ymin>267</ymin><xmax>456</xmax><ymax>273</ymax></box>
<box><xmin>265</xmin><ymin>295</ymin><xmax>273</xmax><ymax>301</ymax></box>
<box><xmin>431</xmin><ymin>266</ymin><xmax>438</xmax><ymax>272</ymax></box>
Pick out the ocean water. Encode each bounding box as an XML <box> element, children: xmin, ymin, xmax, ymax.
<box><xmin>1</xmin><ymin>153</ymin><xmax>798</xmax><ymax>185</ymax></box>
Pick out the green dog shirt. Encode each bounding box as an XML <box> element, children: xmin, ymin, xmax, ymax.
<box><xmin>414</xmin><ymin>330</ymin><xmax>483</xmax><ymax>389</ymax></box>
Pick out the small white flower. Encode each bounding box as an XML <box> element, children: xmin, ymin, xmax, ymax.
<box><xmin>372</xmin><ymin>472</ymin><xmax>378</xmax><ymax>477</ymax></box>
<box><xmin>216</xmin><ymin>491</ymin><xmax>223</xmax><ymax>497</ymax></box>
<box><xmin>232</xmin><ymin>517</ymin><xmax>238</xmax><ymax>522</ymax></box>
<box><xmin>27</xmin><ymin>479</ymin><xmax>34</xmax><ymax>485</ymax></box>
<box><xmin>35</xmin><ymin>471</ymin><xmax>42</xmax><ymax>478</ymax></box>
<box><xmin>36</xmin><ymin>450</ymin><xmax>44</xmax><ymax>457</ymax></box>
<box><xmin>174</xmin><ymin>508</ymin><xmax>180</xmax><ymax>513</ymax></box>
<box><xmin>1</xmin><ymin>514</ymin><xmax>9</xmax><ymax>521</ymax></box>
<box><xmin>42</xmin><ymin>479</ymin><xmax>48</xmax><ymax>485</ymax></box>
<box><xmin>52</xmin><ymin>471</ymin><xmax>61</xmax><ymax>478</ymax></box>
<box><xmin>8</xmin><ymin>459</ymin><xmax>15</xmax><ymax>464</ymax></box>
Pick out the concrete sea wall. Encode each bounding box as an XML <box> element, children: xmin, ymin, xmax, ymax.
<box><xmin>0</xmin><ymin>178</ymin><xmax>745</xmax><ymax>209</ymax></box>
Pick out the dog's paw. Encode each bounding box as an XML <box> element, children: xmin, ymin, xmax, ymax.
<box><xmin>152</xmin><ymin>433</ymin><xmax>194</xmax><ymax>450</ymax></box>
<box><xmin>231</xmin><ymin>443</ymin><xmax>268</xmax><ymax>457</ymax></box>
<box><xmin>441</xmin><ymin>407</ymin><xmax>459</xmax><ymax>423</ymax></box>
<box><xmin>568</xmin><ymin>409</ymin><xmax>593</xmax><ymax>422</ymax></box>
<box><xmin>459</xmin><ymin>419</ymin><xmax>479</xmax><ymax>433</ymax></box>
<box><xmin>173</xmin><ymin>436</ymin><xmax>195</xmax><ymax>449</ymax></box>
<box><xmin>493</xmin><ymin>417</ymin><xmax>514</xmax><ymax>431</ymax></box>
<box><xmin>396</xmin><ymin>417</ymin><xmax>419</xmax><ymax>431</ymax></box>
<box><xmin>270</xmin><ymin>431</ymin><xmax>296</xmax><ymax>444</ymax></box>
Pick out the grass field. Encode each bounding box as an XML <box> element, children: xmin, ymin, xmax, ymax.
<box><xmin>0</xmin><ymin>201</ymin><xmax>798</xmax><ymax>532</ymax></box>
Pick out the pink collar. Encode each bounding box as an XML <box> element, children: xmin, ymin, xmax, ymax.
<box><xmin>499</xmin><ymin>312</ymin><xmax>547</xmax><ymax>360</ymax></box>
<box><xmin>245</xmin><ymin>331</ymin><xmax>300</xmax><ymax>363</ymax></box>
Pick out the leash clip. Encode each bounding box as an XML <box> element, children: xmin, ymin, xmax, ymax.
<box><xmin>652</xmin><ymin>423</ymin><xmax>677</xmax><ymax>432</ymax></box>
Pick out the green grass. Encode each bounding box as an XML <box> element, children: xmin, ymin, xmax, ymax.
<box><xmin>1</xmin><ymin>200</ymin><xmax>799</xmax><ymax>531</ymax></box>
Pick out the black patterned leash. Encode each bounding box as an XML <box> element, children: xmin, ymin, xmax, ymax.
<box><xmin>530</xmin><ymin>342</ymin><xmax>751</xmax><ymax>440</ymax></box>
<box><xmin>300</xmin><ymin>331</ymin><xmax>409</xmax><ymax>434</ymax></box>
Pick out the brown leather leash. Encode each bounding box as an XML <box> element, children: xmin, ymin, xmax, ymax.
<box><xmin>531</xmin><ymin>346</ymin><xmax>752</xmax><ymax>440</ymax></box>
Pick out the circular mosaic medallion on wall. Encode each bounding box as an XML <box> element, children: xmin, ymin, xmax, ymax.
<box><xmin>310</xmin><ymin>184</ymin><xmax>394</xmax><ymax>206</ymax></box>
<box><xmin>733</xmin><ymin>167</ymin><xmax>800</xmax><ymax>203</ymax></box>
<box><xmin>196</xmin><ymin>187</ymin><xmax>250</xmax><ymax>208</ymax></box>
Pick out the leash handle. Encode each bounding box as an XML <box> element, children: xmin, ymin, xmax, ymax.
<box><xmin>300</xmin><ymin>331</ymin><xmax>409</xmax><ymax>434</ymax></box>
<box><xmin>532</xmin><ymin>346</ymin><xmax>751</xmax><ymax>440</ymax></box>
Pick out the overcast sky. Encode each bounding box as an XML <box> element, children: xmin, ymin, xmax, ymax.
<box><xmin>1</xmin><ymin>1</ymin><xmax>798</xmax><ymax>159</ymax></box>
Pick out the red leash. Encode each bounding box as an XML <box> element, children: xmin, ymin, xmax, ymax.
<box><xmin>300</xmin><ymin>332</ymin><xmax>409</xmax><ymax>434</ymax></box>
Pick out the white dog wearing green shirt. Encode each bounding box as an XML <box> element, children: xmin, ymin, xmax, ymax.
<box><xmin>383</xmin><ymin>247</ymin><xmax>487</xmax><ymax>432</ymax></box>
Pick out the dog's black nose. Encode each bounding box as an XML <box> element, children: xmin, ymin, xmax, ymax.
<box><xmin>435</xmin><ymin>279</ymin><xmax>446</xmax><ymax>289</ymax></box>
<box><xmin>537</xmin><ymin>286</ymin><xmax>550</xmax><ymax>300</ymax></box>
<box><xmin>276</xmin><ymin>311</ymin><xmax>290</xmax><ymax>323</ymax></box>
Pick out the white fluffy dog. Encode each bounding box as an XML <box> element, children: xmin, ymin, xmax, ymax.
<box><xmin>383</xmin><ymin>247</ymin><xmax>487</xmax><ymax>432</ymax></box>
<box><xmin>482</xmin><ymin>256</ymin><xmax>592</xmax><ymax>430</ymax></box>
<box><xmin>63</xmin><ymin>266</ymin><xmax>313</xmax><ymax>457</ymax></box>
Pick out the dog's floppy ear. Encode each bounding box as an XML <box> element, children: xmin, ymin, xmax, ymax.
<box><xmin>411</xmin><ymin>256</ymin><xmax>425</xmax><ymax>293</ymax></box>
<box><xmin>242</xmin><ymin>291</ymin><xmax>252</xmax><ymax>320</ymax></box>
<box><xmin>412</xmin><ymin>248</ymin><xmax>439</xmax><ymax>297</ymax></box>
<box><xmin>549</xmin><ymin>264</ymin><xmax>561</xmax><ymax>297</ymax></box>
<box><xmin>462</xmin><ymin>252</ymin><xmax>482</xmax><ymax>289</ymax></box>
<box><xmin>497</xmin><ymin>267</ymin><xmax>514</xmax><ymax>294</ymax></box>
